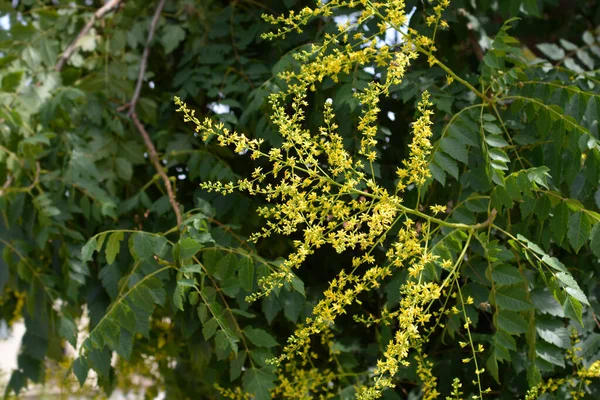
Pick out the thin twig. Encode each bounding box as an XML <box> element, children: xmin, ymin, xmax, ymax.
<box><xmin>0</xmin><ymin>162</ymin><xmax>41</xmax><ymax>197</ymax></box>
<box><xmin>56</xmin><ymin>0</ymin><xmax>122</xmax><ymax>72</ymax></box>
<box><xmin>592</xmin><ymin>311</ymin><xmax>600</xmax><ymax>330</ymax></box>
<box><xmin>127</xmin><ymin>0</ymin><xmax>182</xmax><ymax>229</ymax></box>
<box><xmin>131</xmin><ymin>113</ymin><xmax>182</xmax><ymax>228</ymax></box>
<box><xmin>0</xmin><ymin>175</ymin><xmax>13</xmax><ymax>197</ymax></box>
<box><xmin>468</xmin><ymin>30</ymin><xmax>484</xmax><ymax>62</ymax></box>
<box><xmin>471</xmin><ymin>208</ymin><xmax>497</xmax><ymax>230</ymax></box>
<box><xmin>129</xmin><ymin>0</ymin><xmax>166</xmax><ymax>114</ymax></box>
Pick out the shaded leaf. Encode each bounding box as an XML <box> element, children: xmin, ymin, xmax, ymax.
<box><xmin>567</xmin><ymin>212</ymin><xmax>591</xmax><ymax>253</ymax></box>
<box><xmin>72</xmin><ymin>357</ymin><xmax>88</xmax><ymax>387</ymax></box>
<box><xmin>105</xmin><ymin>232</ymin><xmax>124</xmax><ymax>265</ymax></box>
<box><xmin>243</xmin><ymin>327</ymin><xmax>278</xmax><ymax>348</ymax></box>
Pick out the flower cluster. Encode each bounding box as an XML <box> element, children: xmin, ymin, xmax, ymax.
<box><xmin>395</xmin><ymin>91</ymin><xmax>434</xmax><ymax>191</ymax></box>
<box><xmin>425</xmin><ymin>0</ymin><xmax>451</xmax><ymax>34</ymax></box>
<box><xmin>173</xmin><ymin>0</ymin><xmax>566</xmax><ymax>399</ymax></box>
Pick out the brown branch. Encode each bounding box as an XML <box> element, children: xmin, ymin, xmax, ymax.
<box><xmin>592</xmin><ymin>311</ymin><xmax>600</xmax><ymax>331</ymax></box>
<box><xmin>0</xmin><ymin>175</ymin><xmax>13</xmax><ymax>197</ymax></box>
<box><xmin>127</xmin><ymin>0</ymin><xmax>182</xmax><ymax>229</ymax></box>
<box><xmin>472</xmin><ymin>208</ymin><xmax>498</xmax><ymax>230</ymax></box>
<box><xmin>468</xmin><ymin>31</ymin><xmax>484</xmax><ymax>62</ymax></box>
<box><xmin>131</xmin><ymin>113</ymin><xmax>182</xmax><ymax>228</ymax></box>
<box><xmin>55</xmin><ymin>0</ymin><xmax>122</xmax><ymax>72</ymax></box>
<box><xmin>0</xmin><ymin>162</ymin><xmax>40</xmax><ymax>197</ymax></box>
<box><xmin>207</xmin><ymin>217</ymin><xmax>253</xmax><ymax>251</ymax></box>
<box><xmin>129</xmin><ymin>0</ymin><xmax>167</xmax><ymax>114</ymax></box>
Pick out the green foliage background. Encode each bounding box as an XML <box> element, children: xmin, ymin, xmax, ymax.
<box><xmin>1</xmin><ymin>0</ymin><xmax>600</xmax><ymax>399</ymax></box>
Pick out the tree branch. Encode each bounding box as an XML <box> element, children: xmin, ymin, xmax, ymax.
<box><xmin>129</xmin><ymin>0</ymin><xmax>166</xmax><ymax>114</ymax></box>
<box><xmin>127</xmin><ymin>0</ymin><xmax>182</xmax><ymax>229</ymax></box>
<box><xmin>471</xmin><ymin>208</ymin><xmax>498</xmax><ymax>230</ymax></box>
<box><xmin>56</xmin><ymin>0</ymin><xmax>122</xmax><ymax>72</ymax></box>
<box><xmin>0</xmin><ymin>175</ymin><xmax>13</xmax><ymax>197</ymax></box>
<box><xmin>131</xmin><ymin>113</ymin><xmax>182</xmax><ymax>228</ymax></box>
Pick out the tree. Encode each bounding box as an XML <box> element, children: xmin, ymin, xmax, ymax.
<box><xmin>1</xmin><ymin>0</ymin><xmax>600</xmax><ymax>398</ymax></box>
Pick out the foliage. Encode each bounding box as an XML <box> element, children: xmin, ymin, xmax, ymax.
<box><xmin>1</xmin><ymin>0</ymin><xmax>600</xmax><ymax>399</ymax></box>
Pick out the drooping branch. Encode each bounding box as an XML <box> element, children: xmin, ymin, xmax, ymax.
<box><xmin>127</xmin><ymin>0</ymin><xmax>183</xmax><ymax>229</ymax></box>
<box><xmin>56</xmin><ymin>0</ymin><xmax>122</xmax><ymax>72</ymax></box>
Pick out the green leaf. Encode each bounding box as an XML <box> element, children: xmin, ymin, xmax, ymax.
<box><xmin>495</xmin><ymin>285</ymin><xmax>533</xmax><ymax>311</ymax></box>
<box><xmin>283</xmin><ymin>290</ymin><xmax>304</xmax><ymax>323</ymax></box>
<box><xmin>517</xmin><ymin>234</ymin><xmax>544</xmax><ymax>255</ymax></box>
<box><xmin>202</xmin><ymin>318</ymin><xmax>219</xmax><ymax>340</ymax></box>
<box><xmin>215</xmin><ymin>329</ymin><xmax>239</xmax><ymax>356</ymax></box>
<box><xmin>189</xmin><ymin>291</ymin><xmax>199</xmax><ymax>305</ymax></box>
<box><xmin>488</xmin><ymin>148</ymin><xmax>510</xmax><ymax>163</ymax></box>
<box><xmin>2</xmin><ymin>71</ymin><xmax>23</xmax><ymax>92</ymax></box>
<box><xmin>181</xmin><ymin>264</ymin><xmax>203</xmax><ymax>274</ymax></box>
<box><xmin>243</xmin><ymin>368</ymin><xmax>276</xmax><ymax>400</ymax></box>
<box><xmin>231</xmin><ymin>308</ymin><xmax>255</xmax><ymax>318</ymax></box>
<box><xmin>0</xmin><ymin>253</ymin><xmax>7</xmax><ymax>295</ymax></box>
<box><xmin>562</xmin><ymin>296</ymin><xmax>583</xmax><ymax>326</ymax></box>
<box><xmin>433</xmin><ymin>152</ymin><xmax>459</xmax><ymax>180</ymax></box>
<box><xmin>579</xmin><ymin>334</ymin><xmax>600</xmax><ymax>359</ymax></box>
<box><xmin>485</xmin><ymin>134</ymin><xmax>509</xmax><ymax>148</ymax></box>
<box><xmin>526</xmin><ymin>363</ymin><xmax>541</xmax><ymax>387</ymax></box>
<box><xmin>537</xmin><ymin>43</ymin><xmax>565</xmax><ymax>60</ymax></box>
<box><xmin>526</xmin><ymin>167</ymin><xmax>551</xmax><ymax>189</ymax></box>
<box><xmin>197</xmin><ymin>304</ymin><xmax>208</xmax><ymax>323</ymax></box>
<box><xmin>239</xmin><ymin>257</ymin><xmax>254</xmax><ymax>292</ymax></box>
<box><xmin>556</xmin><ymin>272</ymin><xmax>589</xmax><ymax>305</ymax></box>
<box><xmin>87</xmin><ymin>348</ymin><xmax>111</xmax><ymax>377</ymax></box>
<box><xmin>486</xmin><ymin>353</ymin><xmax>499</xmax><ymax>383</ymax></box>
<box><xmin>114</xmin><ymin>329</ymin><xmax>133</xmax><ymax>360</ymax></box>
<box><xmin>537</xmin><ymin>319</ymin><xmax>570</xmax><ymax>349</ymax></box>
<box><xmin>114</xmin><ymin>303</ymin><xmax>136</xmax><ymax>334</ymax></box>
<box><xmin>523</xmin><ymin>0</ymin><xmax>541</xmax><ymax>16</ymax></box>
<box><xmin>567</xmin><ymin>212</ymin><xmax>591</xmax><ymax>253</ymax></box>
<box><xmin>179</xmin><ymin>237</ymin><xmax>203</xmax><ymax>260</ymax></box>
<box><xmin>483</xmin><ymin>123</ymin><xmax>502</xmax><ymax>135</ymax></box>
<box><xmin>262</xmin><ymin>295</ymin><xmax>281</xmax><ymax>323</ymax></box>
<box><xmin>96</xmin><ymin>233</ymin><xmax>107</xmax><ymax>252</ymax></box>
<box><xmin>531</xmin><ymin>290</ymin><xmax>564</xmax><ymax>317</ymax></box>
<box><xmin>99</xmin><ymin>264</ymin><xmax>121</xmax><ymax>299</ymax></box>
<box><xmin>495</xmin><ymin>329</ymin><xmax>517</xmax><ymax>351</ymax></box>
<box><xmin>497</xmin><ymin>311</ymin><xmax>528</xmax><ymax>334</ymax></box>
<box><xmin>536</xmin><ymin>341</ymin><xmax>565</xmax><ymax>367</ymax></box>
<box><xmin>551</xmin><ymin>202</ymin><xmax>569</xmax><ymax>244</ymax></box>
<box><xmin>72</xmin><ymin>357</ymin><xmax>88</xmax><ymax>387</ymax></box>
<box><xmin>115</xmin><ymin>158</ymin><xmax>132</xmax><ymax>181</ymax></box>
<box><xmin>491</xmin><ymin>264</ymin><xmax>523</xmax><ymax>285</ymax></box>
<box><xmin>173</xmin><ymin>285</ymin><xmax>186</xmax><ymax>311</ymax></box>
<box><xmin>177</xmin><ymin>278</ymin><xmax>196</xmax><ymax>288</ymax></box>
<box><xmin>132</xmin><ymin>233</ymin><xmax>155</xmax><ymax>260</ymax></box>
<box><xmin>59</xmin><ymin>317</ymin><xmax>78</xmax><ymax>348</ymax></box>
<box><xmin>541</xmin><ymin>255</ymin><xmax>568</xmax><ymax>273</ymax></box>
<box><xmin>105</xmin><ymin>232</ymin><xmax>124</xmax><ymax>265</ymax></box>
<box><xmin>590</xmin><ymin>224</ymin><xmax>600</xmax><ymax>258</ymax></box>
<box><xmin>439</xmin><ymin>137</ymin><xmax>468</xmax><ymax>164</ymax></box>
<box><xmin>243</xmin><ymin>327</ymin><xmax>278</xmax><ymax>348</ymax></box>
<box><xmin>81</xmin><ymin>237</ymin><xmax>97</xmax><ymax>263</ymax></box>
<box><xmin>429</xmin><ymin>163</ymin><xmax>446</xmax><ymax>186</ymax></box>
<box><xmin>161</xmin><ymin>25</ymin><xmax>186</xmax><ymax>54</ymax></box>
<box><xmin>491</xmin><ymin>185</ymin><xmax>513</xmax><ymax>211</ymax></box>
<box><xmin>291</xmin><ymin>274</ymin><xmax>305</xmax><ymax>297</ymax></box>
<box><xmin>230</xmin><ymin>350</ymin><xmax>247</xmax><ymax>381</ymax></box>
<box><xmin>215</xmin><ymin>253</ymin><xmax>237</xmax><ymax>281</ymax></box>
